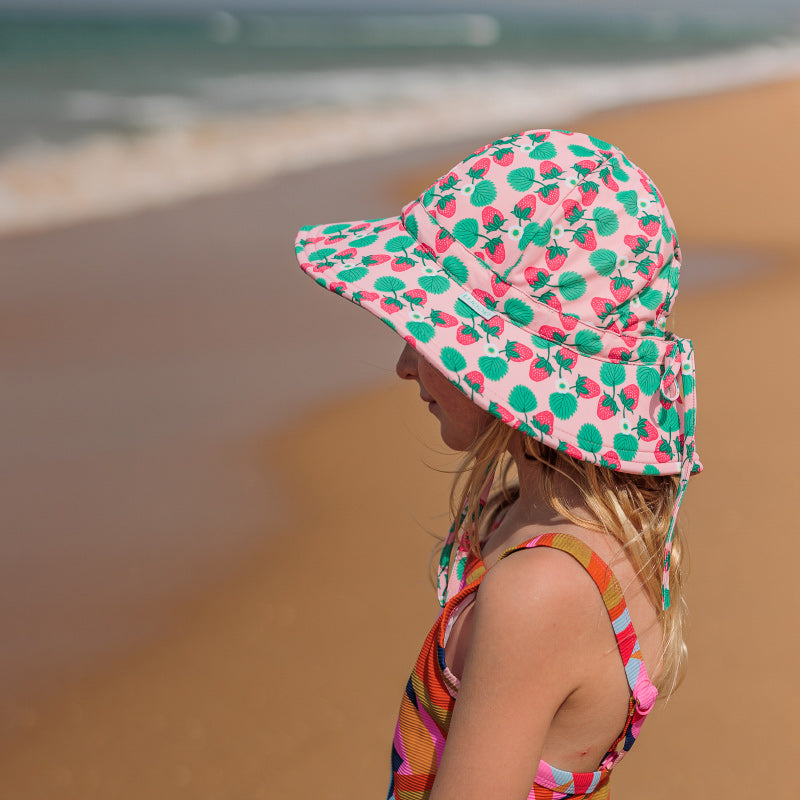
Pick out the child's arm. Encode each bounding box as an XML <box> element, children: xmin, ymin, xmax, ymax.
<box><xmin>429</xmin><ymin>547</ymin><xmax>602</xmax><ymax>800</ymax></box>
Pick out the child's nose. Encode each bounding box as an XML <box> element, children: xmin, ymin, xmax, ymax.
<box><xmin>395</xmin><ymin>342</ymin><xmax>418</xmax><ymax>381</ymax></box>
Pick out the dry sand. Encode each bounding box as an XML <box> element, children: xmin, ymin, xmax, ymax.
<box><xmin>1</xmin><ymin>78</ymin><xmax>799</xmax><ymax>797</ymax></box>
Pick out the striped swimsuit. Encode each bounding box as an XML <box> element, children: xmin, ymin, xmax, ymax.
<box><xmin>388</xmin><ymin>532</ymin><xmax>659</xmax><ymax>800</ymax></box>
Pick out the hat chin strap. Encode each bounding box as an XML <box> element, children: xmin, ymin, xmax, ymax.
<box><xmin>661</xmin><ymin>336</ymin><xmax>698</xmax><ymax>611</ymax></box>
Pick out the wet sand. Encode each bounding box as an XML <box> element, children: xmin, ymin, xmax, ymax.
<box><xmin>1</xmin><ymin>77</ymin><xmax>798</xmax><ymax>797</ymax></box>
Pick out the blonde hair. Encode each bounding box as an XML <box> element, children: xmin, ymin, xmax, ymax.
<box><xmin>449</xmin><ymin>419</ymin><xmax>688</xmax><ymax>698</ymax></box>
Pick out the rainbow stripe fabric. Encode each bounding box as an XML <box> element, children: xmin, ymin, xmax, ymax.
<box><xmin>388</xmin><ymin>532</ymin><xmax>659</xmax><ymax>800</ymax></box>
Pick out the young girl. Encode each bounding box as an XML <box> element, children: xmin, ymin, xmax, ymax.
<box><xmin>294</xmin><ymin>129</ymin><xmax>700</xmax><ymax>800</ymax></box>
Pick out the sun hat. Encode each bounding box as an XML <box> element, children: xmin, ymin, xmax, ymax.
<box><xmin>293</xmin><ymin>129</ymin><xmax>700</xmax><ymax>606</ymax></box>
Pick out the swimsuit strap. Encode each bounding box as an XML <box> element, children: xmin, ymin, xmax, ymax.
<box><xmin>499</xmin><ymin>532</ymin><xmax>658</xmax><ymax>767</ymax></box>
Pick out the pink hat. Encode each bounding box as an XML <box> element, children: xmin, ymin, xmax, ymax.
<box><xmin>294</xmin><ymin>129</ymin><xmax>700</xmax><ymax>606</ymax></box>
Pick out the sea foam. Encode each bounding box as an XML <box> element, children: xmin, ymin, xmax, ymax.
<box><xmin>1</xmin><ymin>38</ymin><xmax>799</xmax><ymax>238</ymax></box>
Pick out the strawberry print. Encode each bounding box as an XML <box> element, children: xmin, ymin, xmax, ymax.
<box><xmin>294</xmin><ymin>128</ymin><xmax>699</xmax><ymax>482</ymax></box>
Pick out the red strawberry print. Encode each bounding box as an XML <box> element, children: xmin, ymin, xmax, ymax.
<box><xmin>638</xmin><ymin>215</ymin><xmax>661</xmax><ymax>236</ymax></box>
<box><xmin>469</xmin><ymin>157</ymin><xmax>491</xmax><ymax>180</ymax></box>
<box><xmin>355</xmin><ymin>290</ymin><xmax>379</xmax><ymax>303</ymax></box>
<box><xmin>591</xmin><ymin>296</ymin><xmax>614</xmax><ymax>321</ymax></box>
<box><xmin>562</xmin><ymin>443</ymin><xmax>583</xmax><ymax>460</ymax></box>
<box><xmin>430</xmin><ymin>310</ymin><xmax>458</xmax><ymax>327</ymax></box>
<box><xmin>324</xmin><ymin>232</ymin><xmax>348</xmax><ymax>244</ymax></box>
<box><xmin>482</xmin><ymin>315</ymin><xmax>505</xmax><ymax>338</ymax></box>
<box><xmin>539</xmin><ymin>160</ymin><xmax>563</xmax><ymax>179</ymax></box>
<box><xmin>362</xmin><ymin>253</ymin><xmax>391</xmax><ymax>266</ymax></box>
<box><xmin>505</xmin><ymin>341</ymin><xmax>533</xmax><ymax>362</ymax></box>
<box><xmin>537</xmin><ymin>324</ymin><xmax>566</xmax><ymax>342</ymax></box>
<box><xmin>329</xmin><ymin>281</ymin><xmax>347</xmax><ymax>295</ymax></box>
<box><xmin>525</xmin><ymin>266</ymin><xmax>550</xmax><ymax>289</ymax></box>
<box><xmin>403</xmin><ymin>335</ymin><xmax>416</xmax><ymax>348</ymax></box>
<box><xmin>610</xmin><ymin>279</ymin><xmax>632</xmax><ymax>303</ymax></box>
<box><xmin>437</xmin><ymin>171</ymin><xmax>458</xmax><ymax>189</ymax></box>
<box><xmin>492</xmin><ymin>147</ymin><xmax>514</xmax><ymax>166</ymax></box>
<box><xmin>608</xmin><ymin>347</ymin><xmax>633</xmax><ymax>363</ymax></box>
<box><xmin>529</xmin><ymin>360</ymin><xmax>553</xmax><ymax>382</ymax></box>
<box><xmin>559</xmin><ymin>312</ymin><xmax>579</xmax><ymax>331</ymax></box>
<box><xmin>490</xmin><ymin>274</ymin><xmax>512</xmax><ymax>297</ymax></box>
<box><xmin>655</xmin><ymin>439</ymin><xmax>673</xmax><ymax>463</ymax></box>
<box><xmin>391</xmin><ymin>257</ymin><xmax>414</xmax><ymax>272</ymax></box>
<box><xmin>597</xmin><ymin>395</ymin><xmax>617</xmax><ymax>420</ymax></box>
<box><xmin>621</xmin><ymin>313</ymin><xmax>639</xmax><ymax>334</ymax></box>
<box><xmin>438</xmin><ymin>196</ymin><xmax>456</xmax><ymax>217</ymax></box>
<box><xmin>575</xmin><ymin>159</ymin><xmax>598</xmax><ymax>175</ymax></box>
<box><xmin>464</xmin><ymin>370</ymin><xmax>485</xmax><ymax>394</ymax></box>
<box><xmin>574</xmin><ymin>227</ymin><xmax>597</xmax><ymax>251</ymax></box>
<box><xmin>311</xmin><ymin>262</ymin><xmax>332</xmax><ymax>273</ymax></box>
<box><xmin>482</xmin><ymin>205</ymin><xmax>505</xmax><ymax>229</ymax></box>
<box><xmin>534</xmin><ymin>411</ymin><xmax>554</xmax><ymax>435</ymax></box>
<box><xmin>374</xmin><ymin>220</ymin><xmax>400</xmax><ymax>233</ymax></box>
<box><xmin>435</xmin><ymin>230</ymin><xmax>455</xmax><ymax>253</ymax></box>
<box><xmin>637</xmin><ymin>419</ymin><xmax>658</xmax><ymax>442</ymax></box>
<box><xmin>599</xmin><ymin>168</ymin><xmax>619</xmax><ymax>191</ymax></box>
<box><xmin>471</xmin><ymin>289</ymin><xmax>497</xmax><ymax>310</ymax></box>
<box><xmin>350</xmin><ymin>222</ymin><xmax>370</xmax><ymax>233</ymax></box>
<box><xmin>380</xmin><ymin>297</ymin><xmax>402</xmax><ymax>314</ymax></box>
<box><xmin>492</xmin><ymin>403</ymin><xmax>516</xmax><ymax>424</ymax></box>
<box><xmin>562</xmin><ymin>198</ymin><xmax>584</xmax><ymax>223</ymax></box>
<box><xmin>557</xmin><ymin>347</ymin><xmax>578</xmax><ymax>370</ymax></box>
<box><xmin>575</xmin><ymin>376</ymin><xmax>601</xmax><ymax>398</ymax></box>
<box><xmin>624</xmin><ymin>234</ymin><xmax>649</xmax><ymax>254</ymax></box>
<box><xmin>403</xmin><ymin>289</ymin><xmax>427</xmax><ymax>306</ymax></box>
<box><xmin>578</xmin><ymin>182</ymin><xmax>598</xmax><ymax>206</ymax></box>
<box><xmin>538</xmin><ymin>185</ymin><xmax>560</xmax><ymax>205</ymax></box>
<box><xmin>456</xmin><ymin>325</ymin><xmax>479</xmax><ymax>345</ymax></box>
<box><xmin>545</xmin><ymin>245</ymin><xmax>568</xmax><ymax>271</ymax></box>
<box><xmin>414</xmin><ymin>243</ymin><xmax>435</xmax><ymax>259</ymax></box>
<box><xmin>513</xmin><ymin>193</ymin><xmax>537</xmax><ymax>224</ymax></box>
<box><xmin>603</xmin><ymin>450</ymin><xmax>622</xmax><ymax>470</ymax></box>
<box><xmin>545</xmin><ymin>294</ymin><xmax>562</xmax><ymax>312</ymax></box>
<box><xmin>621</xmin><ymin>384</ymin><xmax>640</xmax><ymax>412</ymax></box>
<box><xmin>485</xmin><ymin>241</ymin><xmax>505</xmax><ymax>265</ymax></box>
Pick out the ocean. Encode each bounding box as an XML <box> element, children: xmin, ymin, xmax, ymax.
<box><xmin>1</xmin><ymin>8</ymin><xmax>800</xmax><ymax>235</ymax></box>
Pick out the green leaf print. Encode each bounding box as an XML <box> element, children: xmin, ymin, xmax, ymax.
<box><xmin>503</xmin><ymin>297</ymin><xmax>534</xmax><ymax>326</ymax></box>
<box><xmin>470</xmin><ymin>180</ymin><xmax>497</xmax><ymax>207</ymax></box>
<box><xmin>600</xmin><ymin>362</ymin><xmax>625</xmax><ymax>387</ymax></box>
<box><xmin>374</xmin><ymin>275</ymin><xmax>406</xmax><ymax>293</ymax></box>
<box><xmin>508</xmin><ymin>385</ymin><xmax>538</xmax><ymax>414</ymax></box>
<box><xmin>507</xmin><ymin>167</ymin><xmax>538</xmax><ymax>192</ymax></box>
<box><xmin>478</xmin><ymin>356</ymin><xmax>509</xmax><ymax>381</ymax></box>
<box><xmin>609</xmin><ymin>157</ymin><xmax>629</xmax><ymax>182</ymax></box>
<box><xmin>418</xmin><ymin>275</ymin><xmax>450</xmax><ymax>295</ymax></box>
<box><xmin>422</xmin><ymin>185</ymin><xmax>436</xmax><ymax>206</ymax></box>
<box><xmin>589</xmin><ymin>249</ymin><xmax>617</xmax><ymax>277</ymax></box>
<box><xmin>636</xmin><ymin>340</ymin><xmax>659</xmax><ymax>364</ymax></box>
<box><xmin>642</xmin><ymin>464</ymin><xmax>661</xmax><ymax>476</ymax></box>
<box><xmin>636</xmin><ymin>365</ymin><xmax>660</xmax><ymax>394</ymax></box>
<box><xmin>593</xmin><ymin>207</ymin><xmax>620</xmax><ymax>236</ymax></box>
<box><xmin>531</xmin><ymin>142</ymin><xmax>557</xmax><ymax>159</ymax></box>
<box><xmin>309</xmin><ymin>247</ymin><xmax>335</xmax><ymax>262</ymax></box>
<box><xmin>558</xmin><ymin>271</ymin><xmax>587</xmax><ymax>301</ymax></box>
<box><xmin>589</xmin><ymin>135</ymin><xmax>613</xmax><ymax>149</ymax></box>
<box><xmin>520</xmin><ymin>220</ymin><xmax>552</xmax><ymax>249</ymax></box>
<box><xmin>616</xmin><ymin>190</ymin><xmax>639</xmax><ymax>217</ymax></box>
<box><xmin>337</xmin><ymin>266</ymin><xmax>369</xmax><ymax>282</ymax></box>
<box><xmin>385</xmin><ymin>235</ymin><xmax>416</xmax><ymax>253</ymax></box>
<box><xmin>574</xmin><ymin>329</ymin><xmax>603</xmax><ymax>356</ymax></box>
<box><xmin>658</xmin><ymin>405</ymin><xmax>680</xmax><ymax>433</ymax></box>
<box><xmin>453</xmin><ymin>218</ymin><xmax>480</xmax><ymax>248</ymax></box>
<box><xmin>442</xmin><ymin>255</ymin><xmax>468</xmax><ymax>284</ymax></box>
<box><xmin>406</xmin><ymin>321</ymin><xmax>436</xmax><ymax>343</ymax></box>
<box><xmin>322</xmin><ymin>223</ymin><xmax>350</xmax><ymax>235</ymax></box>
<box><xmin>577</xmin><ymin>423</ymin><xmax>603</xmax><ymax>453</ymax></box>
<box><xmin>404</xmin><ymin>214</ymin><xmax>419</xmax><ymax>238</ymax></box>
<box><xmin>550</xmin><ymin>392</ymin><xmax>578</xmax><ymax>420</ymax></box>
<box><xmin>350</xmin><ymin>233</ymin><xmax>379</xmax><ymax>248</ymax></box>
<box><xmin>685</xmin><ymin>408</ymin><xmax>696</xmax><ymax>437</ymax></box>
<box><xmin>440</xmin><ymin>346</ymin><xmax>467</xmax><ymax>373</ymax></box>
<box><xmin>613</xmin><ymin>433</ymin><xmax>639</xmax><ymax>461</ymax></box>
<box><xmin>568</xmin><ymin>144</ymin><xmax>596</xmax><ymax>157</ymax></box>
<box><xmin>682</xmin><ymin>372</ymin><xmax>695</xmax><ymax>396</ymax></box>
<box><xmin>638</xmin><ymin>287</ymin><xmax>663</xmax><ymax>310</ymax></box>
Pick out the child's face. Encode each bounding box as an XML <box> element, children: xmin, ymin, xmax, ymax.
<box><xmin>395</xmin><ymin>342</ymin><xmax>491</xmax><ymax>451</ymax></box>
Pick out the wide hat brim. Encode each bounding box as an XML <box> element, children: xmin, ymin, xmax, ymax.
<box><xmin>295</xmin><ymin>203</ymin><xmax>699</xmax><ymax>476</ymax></box>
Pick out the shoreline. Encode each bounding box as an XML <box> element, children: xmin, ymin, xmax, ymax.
<box><xmin>0</xmin><ymin>76</ymin><xmax>798</xmax><ymax>797</ymax></box>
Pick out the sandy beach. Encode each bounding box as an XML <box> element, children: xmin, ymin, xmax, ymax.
<box><xmin>1</xmin><ymin>76</ymin><xmax>798</xmax><ymax>798</ymax></box>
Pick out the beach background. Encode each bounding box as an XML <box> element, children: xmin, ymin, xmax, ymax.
<box><xmin>1</xmin><ymin>1</ymin><xmax>798</xmax><ymax>796</ymax></box>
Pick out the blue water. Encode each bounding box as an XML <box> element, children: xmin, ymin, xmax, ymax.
<box><xmin>1</xmin><ymin>7</ymin><xmax>799</xmax><ymax>234</ymax></box>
